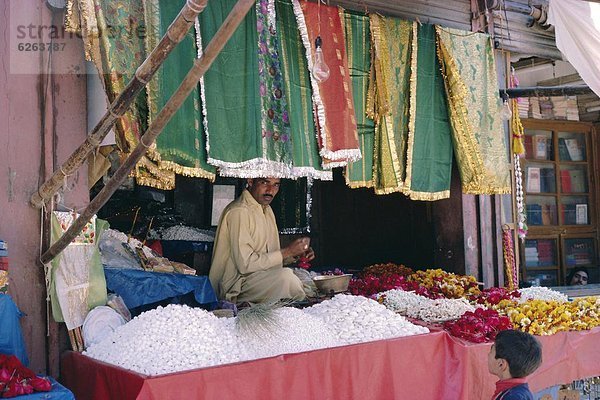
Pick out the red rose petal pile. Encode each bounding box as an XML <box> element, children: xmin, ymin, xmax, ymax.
<box><xmin>442</xmin><ymin>308</ymin><xmax>513</xmax><ymax>343</ymax></box>
<box><xmin>468</xmin><ymin>287</ymin><xmax>521</xmax><ymax>306</ymax></box>
<box><xmin>0</xmin><ymin>354</ymin><xmax>51</xmax><ymax>398</ymax></box>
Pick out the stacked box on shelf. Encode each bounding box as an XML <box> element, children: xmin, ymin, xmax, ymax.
<box><xmin>529</xmin><ymin>97</ymin><xmax>542</xmax><ymax>119</ymax></box>
<box><xmin>517</xmin><ymin>97</ymin><xmax>529</xmax><ymax>118</ymax></box>
<box><xmin>539</xmin><ymin>97</ymin><xmax>554</xmax><ymax>119</ymax></box>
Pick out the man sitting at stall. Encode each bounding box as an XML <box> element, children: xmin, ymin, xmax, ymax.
<box><xmin>209</xmin><ymin>178</ymin><xmax>314</xmax><ymax>304</ymax></box>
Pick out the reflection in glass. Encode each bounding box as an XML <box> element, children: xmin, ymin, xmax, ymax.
<box><xmin>561</xmin><ymin>196</ymin><xmax>588</xmax><ymax>225</ymax></box>
<box><xmin>564</xmin><ymin>238</ymin><xmax>595</xmax><ymax>267</ymax></box>
<box><xmin>558</xmin><ymin>132</ymin><xmax>586</xmax><ymax>162</ymax></box>
<box><xmin>526</xmin><ymin>195</ymin><xmax>557</xmax><ymax>226</ymax></box>
<box><xmin>524</xmin><ymin>239</ymin><xmax>557</xmax><ymax>267</ymax></box>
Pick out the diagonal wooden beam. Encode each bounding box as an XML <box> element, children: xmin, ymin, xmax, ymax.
<box><xmin>30</xmin><ymin>0</ymin><xmax>208</xmax><ymax>209</ymax></box>
<box><xmin>41</xmin><ymin>0</ymin><xmax>257</xmax><ymax>264</ymax></box>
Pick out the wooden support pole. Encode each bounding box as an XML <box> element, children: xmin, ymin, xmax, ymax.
<box><xmin>29</xmin><ymin>0</ymin><xmax>208</xmax><ymax>209</ymax></box>
<box><xmin>40</xmin><ymin>0</ymin><xmax>256</xmax><ymax>264</ymax></box>
<box><xmin>502</xmin><ymin>85</ymin><xmax>592</xmax><ymax>98</ymax></box>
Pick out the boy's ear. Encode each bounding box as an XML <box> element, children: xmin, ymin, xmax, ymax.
<box><xmin>497</xmin><ymin>358</ymin><xmax>508</xmax><ymax>372</ymax></box>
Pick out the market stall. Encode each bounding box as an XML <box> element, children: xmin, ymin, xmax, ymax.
<box><xmin>18</xmin><ymin>0</ymin><xmax>598</xmax><ymax>398</ymax></box>
<box><xmin>61</xmin><ymin>326</ymin><xmax>600</xmax><ymax>400</ymax></box>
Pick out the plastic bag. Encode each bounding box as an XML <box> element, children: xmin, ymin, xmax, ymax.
<box><xmin>99</xmin><ymin>231</ymin><xmax>143</xmax><ymax>270</ymax></box>
<box><xmin>0</xmin><ymin>294</ymin><xmax>29</xmax><ymax>366</ymax></box>
<box><xmin>106</xmin><ymin>293</ymin><xmax>131</xmax><ymax>322</ymax></box>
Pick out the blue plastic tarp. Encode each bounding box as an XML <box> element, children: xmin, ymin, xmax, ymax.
<box><xmin>21</xmin><ymin>378</ymin><xmax>75</xmax><ymax>400</ymax></box>
<box><xmin>0</xmin><ymin>294</ymin><xmax>29</xmax><ymax>366</ymax></box>
<box><xmin>103</xmin><ymin>267</ymin><xmax>217</xmax><ymax>309</ymax></box>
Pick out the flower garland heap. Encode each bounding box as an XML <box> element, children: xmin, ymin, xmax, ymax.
<box><xmin>468</xmin><ymin>287</ymin><xmax>521</xmax><ymax>306</ymax></box>
<box><xmin>0</xmin><ymin>355</ymin><xmax>51</xmax><ymax>398</ymax></box>
<box><xmin>361</xmin><ymin>263</ymin><xmax>414</xmax><ymax>277</ymax></box>
<box><xmin>443</xmin><ymin>308</ymin><xmax>513</xmax><ymax>343</ymax></box>
<box><xmin>348</xmin><ymin>273</ymin><xmax>412</xmax><ymax>297</ymax></box>
<box><xmin>379</xmin><ymin>289</ymin><xmax>478</xmax><ymax>322</ymax></box>
<box><xmin>493</xmin><ymin>297</ymin><xmax>600</xmax><ymax>336</ymax></box>
<box><xmin>408</xmin><ymin>269</ymin><xmax>481</xmax><ymax>299</ymax></box>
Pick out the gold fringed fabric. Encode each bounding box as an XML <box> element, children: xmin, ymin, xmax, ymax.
<box><xmin>511</xmin><ymin>99</ymin><xmax>526</xmax><ymax>156</ymax></box>
<box><xmin>436</xmin><ymin>26</ymin><xmax>511</xmax><ymax>195</ymax></box>
<box><xmin>369</xmin><ymin>15</ymin><xmax>413</xmax><ymax>195</ymax></box>
<box><xmin>342</xmin><ymin>9</ymin><xmax>375</xmax><ymax>188</ymax></box>
<box><xmin>63</xmin><ymin>0</ymin><xmax>212</xmax><ymax>190</ymax></box>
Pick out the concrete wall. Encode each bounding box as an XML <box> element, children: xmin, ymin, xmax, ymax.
<box><xmin>0</xmin><ymin>1</ymin><xmax>88</xmax><ymax>375</ymax></box>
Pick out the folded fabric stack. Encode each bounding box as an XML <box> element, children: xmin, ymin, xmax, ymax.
<box><xmin>517</xmin><ymin>97</ymin><xmax>529</xmax><ymax>118</ymax></box>
<box><xmin>539</xmin><ymin>97</ymin><xmax>554</xmax><ymax>119</ymax></box>
<box><xmin>529</xmin><ymin>97</ymin><xmax>542</xmax><ymax>119</ymax></box>
<box><xmin>566</xmin><ymin>96</ymin><xmax>580</xmax><ymax>121</ymax></box>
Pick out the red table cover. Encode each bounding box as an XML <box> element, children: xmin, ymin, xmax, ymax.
<box><xmin>61</xmin><ymin>327</ymin><xmax>600</xmax><ymax>400</ymax></box>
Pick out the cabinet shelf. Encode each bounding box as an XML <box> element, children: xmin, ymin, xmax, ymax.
<box><xmin>519</xmin><ymin>120</ymin><xmax>597</xmax><ymax>286</ymax></box>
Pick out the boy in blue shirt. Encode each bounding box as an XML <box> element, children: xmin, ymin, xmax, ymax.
<box><xmin>488</xmin><ymin>330</ymin><xmax>543</xmax><ymax>400</ymax></box>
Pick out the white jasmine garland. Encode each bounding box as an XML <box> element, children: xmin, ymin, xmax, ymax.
<box><xmin>518</xmin><ymin>286</ymin><xmax>568</xmax><ymax>303</ymax></box>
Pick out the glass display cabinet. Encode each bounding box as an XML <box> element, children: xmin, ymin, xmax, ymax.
<box><xmin>520</xmin><ymin>120</ymin><xmax>598</xmax><ymax>286</ymax></box>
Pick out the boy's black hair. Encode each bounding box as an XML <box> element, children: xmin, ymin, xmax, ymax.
<box><xmin>566</xmin><ymin>267</ymin><xmax>589</xmax><ymax>285</ymax></box>
<box><xmin>494</xmin><ymin>330</ymin><xmax>542</xmax><ymax>378</ymax></box>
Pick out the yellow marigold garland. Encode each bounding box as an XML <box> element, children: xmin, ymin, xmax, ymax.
<box><xmin>493</xmin><ymin>297</ymin><xmax>600</xmax><ymax>335</ymax></box>
<box><xmin>408</xmin><ymin>269</ymin><xmax>481</xmax><ymax>299</ymax></box>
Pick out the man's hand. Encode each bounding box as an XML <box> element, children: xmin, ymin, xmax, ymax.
<box><xmin>303</xmin><ymin>247</ymin><xmax>315</xmax><ymax>261</ymax></box>
<box><xmin>281</xmin><ymin>237</ymin><xmax>311</xmax><ymax>259</ymax></box>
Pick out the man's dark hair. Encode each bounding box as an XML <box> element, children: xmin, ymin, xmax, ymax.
<box><xmin>494</xmin><ymin>330</ymin><xmax>542</xmax><ymax>378</ymax></box>
<box><xmin>566</xmin><ymin>267</ymin><xmax>589</xmax><ymax>285</ymax></box>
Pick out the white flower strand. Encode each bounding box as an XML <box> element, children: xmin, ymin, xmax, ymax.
<box><xmin>148</xmin><ymin>225</ymin><xmax>215</xmax><ymax>241</ymax></box>
<box><xmin>514</xmin><ymin>154</ymin><xmax>528</xmax><ymax>240</ymax></box>
<box><xmin>381</xmin><ymin>290</ymin><xmax>478</xmax><ymax>322</ymax></box>
<box><xmin>518</xmin><ymin>287</ymin><xmax>568</xmax><ymax>303</ymax></box>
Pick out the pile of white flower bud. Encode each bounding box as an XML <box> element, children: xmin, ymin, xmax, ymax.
<box><xmin>85</xmin><ymin>296</ymin><xmax>431</xmax><ymax>376</ymax></box>
<box><xmin>380</xmin><ymin>289</ymin><xmax>432</xmax><ymax>317</ymax></box>
<box><xmin>237</xmin><ymin>307</ymin><xmax>338</xmax><ymax>360</ymax></box>
<box><xmin>84</xmin><ymin>305</ymin><xmax>249</xmax><ymax>376</ymax></box>
<box><xmin>381</xmin><ymin>289</ymin><xmax>477</xmax><ymax>322</ymax></box>
<box><xmin>417</xmin><ymin>298</ymin><xmax>477</xmax><ymax>322</ymax></box>
<box><xmin>149</xmin><ymin>225</ymin><xmax>215</xmax><ymax>241</ymax></box>
<box><xmin>304</xmin><ymin>294</ymin><xmax>429</xmax><ymax>345</ymax></box>
<box><xmin>518</xmin><ymin>286</ymin><xmax>569</xmax><ymax>303</ymax></box>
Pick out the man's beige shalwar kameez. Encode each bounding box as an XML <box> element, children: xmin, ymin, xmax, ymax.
<box><xmin>209</xmin><ymin>190</ymin><xmax>305</xmax><ymax>303</ymax></box>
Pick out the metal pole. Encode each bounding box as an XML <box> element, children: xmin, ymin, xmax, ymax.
<box><xmin>30</xmin><ymin>0</ymin><xmax>208</xmax><ymax>208</ymax></box>
<box><xmin>41</xmin><ymin>0</ymin><xmax>256</xmax><ymax>264</ymax></box>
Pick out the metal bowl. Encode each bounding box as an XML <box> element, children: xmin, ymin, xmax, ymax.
<box><xmin>312</xmin><ymin>274</ymin><xmax>352</xmax><ymax>294</ymax></box>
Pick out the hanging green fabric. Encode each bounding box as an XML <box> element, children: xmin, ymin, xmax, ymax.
<box><xmin>66</xmin><ymin>0</ymin><xmax>175</xmax><ymax>189</ymax></box>
<box><xmin>197</xmin><ymin>0</ymin><xmax>295</xmax><ymax>177</ymax></box>
<box><xmin>342</xmin><ymin>10</ymin><xmax>375</xmax><ymax>188</ymax></box>
<box><xmin>145</xmin><ymin>0</ymin><xmax>215</xmax><ymax>181</ymax></box>
<box><xmin>436</xmin><ymin>26</ymin><xmax>511</xmax><ymax>194</ymax></box>
<box><xmin>368</xmin><ymin>15</ymin><xmax>413</xmax><ymax>195</ymax></box>
<box><xmin>196</xmin><ymin>0</ymin><xmax>261</xmax><ymax>170</ymax></box>
<box><xmin>404</xmin><ymin>23</ymin><xmax>453</xmax><ymax>201</ymax></box>
<box><xmin>275</xmin><ymin>0</ymin><xmax>332</xmax><ymax>180</ymax></box>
